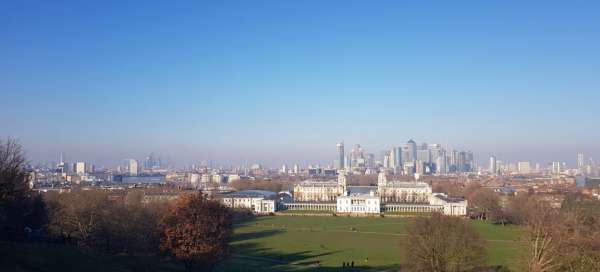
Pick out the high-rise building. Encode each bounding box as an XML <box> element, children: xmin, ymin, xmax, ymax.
<box><xmin>336</xmin><ymin>143</ymin><xmax>345</xmax><ymax>170</ymax></box>
<box><xmin>129</xmin><ymin>159</ymin><xmax>139</xmax><ymax>176</ymax></box>
<box><xmin>577</xmin><ymin>153</ymin><xmax>585</xmax><ymax>171</ymax></box>
<box><xmin>403</xmin><ymin>140</ymin><xmax>417</xmax><ymax>163</ymax></box>
<box><xmin>489</xmin><ymin>156</ymin><xmax>497</xmax><ymax>174</ymax></box>
<box><xmin>552</xmin><ymin>162</ymin><xmax>562</xmax><ymax>175</ymax></box>
<box><xmin>436</xmin><ymin>155</ymin><xmax>447</xmax><ymax>175</ymax></box>
<box><xmin>383</xmin><ymin>153</ymin><xmax>391</xmax><ymax>169</ymax></box>
<box><xmin>393</xmin><ymin>147</ymin><xmax>402</xmax><ymax>167</ymax></box>
<box><xmin>518</xmin><ymin>161</ymin><xmax>531</xmax><ymax>174</ymax></box>
<box><xmin>75</xmin><ymin>162</ymin><xmax>86</xmax><ymax>175</ymax></box>
<box><xmin>417</xmin><ymin>149</ymin><xmax>431</xmax><ymax>163</ymax></box>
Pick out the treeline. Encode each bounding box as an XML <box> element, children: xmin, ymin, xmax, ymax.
<box><xmin>433</xmin><ymin>181</ymin><xmax>600</xmax><ymax>271</ymax></box>
<box><xmin>0</xmin><ymin>139</ymin><xmax>235</xmax><ymax>272</ymax></box>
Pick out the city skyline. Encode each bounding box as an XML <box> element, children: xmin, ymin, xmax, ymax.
<box><xmin>27</xmin><ymin>142</ymin><xmax>595</xmax><ymax>171</ymax></box>
<box><xmin>2</xmin><ymin>1</ymin><xmax>600</xmax><ymax>166</ymax></box>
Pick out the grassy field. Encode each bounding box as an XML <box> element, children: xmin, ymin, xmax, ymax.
<box><xmin>1</xmin><ymin>216</ymin><xmax>525</xmax><ymax>272</ymax></box>
<box><xmin>224</xmin><ymin>216</ymin><xmax>525</xmax><ymax>271</ymax></box>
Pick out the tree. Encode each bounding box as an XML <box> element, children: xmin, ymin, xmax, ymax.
<box><xmin>466</xmin><ymin>187</ymin><xmax>502</xmax><ymax>220</ymax></box>
<box><xmin>553</xmin><ymin>195</ymin><xmax>600</xmax><ymax>272</ymax></box>
<box><xmin>46</xmin><ymin>190</ymin><xmax>112</xmax><ymax>246</ymax></box>
<box><xmin>405</xmin><ymin>213</ymin><xmax>486</xmax><ymax>272</ymax></box>
<box><xmin>0</xmin><ymin>138</ymin><xmax>44</xmax><ymax>238</ymax></box>
<box><xmin>505</xmin><ymin>194</ymin><xmax>561</xmax><ymax>272</ymax></box>
<box><xmin>160</xmin><ymin>193</ymin><xmax>233</xmax><ymax>271</ymax></box>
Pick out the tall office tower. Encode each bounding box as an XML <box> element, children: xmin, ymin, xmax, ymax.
<box><xmin>415</xmin><ymin>160</ymin><xmax>425</xmax><ymax>175</ymax></box>
<box><xmin>280</xmin><ymin>164</ymin><xmax>288</xmax><ymax>174</ymax></box>
<box><xmin>129</xmin><ymin>159</ymin><xmax>139</xmax><ymax>176</ymax></box>
<box><xmin>457</xmin><ymin>151</ymin><xmax>467</xmax><ymax>172</ymax></box>
<box><xmin>518</xmin><ymin>161</ymin><xmax>531</xmax><ymax>174</ymax></box>
<box><xmin>336</xmin><ymin>143</ymin><xmax>345</xmax><ymax>170</ymax></box>
<box><xmin>489</xmin><ymin>156</ymin><xmax>497</xmax><ymax>174</ymax></box>
<box><xmin>75</xmin><ymin>162</ymin><xmax>86</xmax><ymax>175</ymax></box>
<box><xmin>393</xmin><ymin>147</ymin><xmax>402</xmax><ymax>167</ymax></box>
<box><xmin>466</xmin><ymin>151</ymin><xmax>474</xmax><ymax>171</ymax></box>
<box><xmin>367</xmin><ymin>153</ymin><xmax>375</xmax><ymax>168</ymax></box>
<box><xmin>345</xmin><ymin>154</ymin><xmax>352</xmax><ymax>169</ymax></box>
<box><xmin>389</xmin><ymin>148</ymin><xmax>396</xmax><ymax>168</ymax></box>
<box><xmin>436</xmin><ymin>155</ymin><xmax>447</xmax><ymax>175</ymax></box>
<box><xmin>383</xmin><ymin>153</ymin><xmax>391</xmax><ymax>168</ymax></box>
<box><xmin>449</xmin><ymin>150</ymin><xmax>458</xmax><ymax>171</ymax></box>
<box><xmin>417</xmin><ymin>149</ymin><xmax>431</xmax><ymax>163</ymax></box>
<box><xmin>293</xmin><ymin>164</ymin><xmax>300</xmax><ymax>174</ymax></box>
<box><xmin>577</xmin><ymin>153</ymin><xmax>585</xmax><ymax>171</ymax></box>
<box><xmin>404</xmin><ymin>140</ymin><xmax>417</xmax><ymax>162</ymax></box>
<box><xmin>428</xmin><ymin>144</ymin><xmax>442</xmax><ymax>164</ymax></box>
<box><xmin>86</xmin><ymin>163</ymin><xmax>95</xmax><ymax>174</ymax></box>
<box><xmin>552</xmin><ymin>162</ymin><xmax>562</xmax><ymax>175</ymax></box>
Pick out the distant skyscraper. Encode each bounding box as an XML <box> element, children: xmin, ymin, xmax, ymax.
<box><xmin>403</xmin><ymin>140</ymin><xmax>417</xmax><ymax>163</ymax></box>
<box><xmin>552</xmin><ymin>161</ymin><xmax>562</xmax><ymax>175</ymax></box>
<box><xmin>336</xmin><ymin>143</ymin><xmax>345</xmax><ymax>170</ymax></box>
<box><xmin>75</xmin><ymin>162</ymin><xmax>86</xmax><ymax>175</ymax></box>
<box><xmin>129</xmin><ymin>159</ymin><xmax>139</xmax><ymax>176</ymax></box>
<box><xmin>436</xmin><ymin>155</ymin><xmax>447</xmax><ymax>175</ymax></box>
<box><xmin>577</xmin><ymin>153</ymin><xmax>585</xmax><ymax>171</ymax></box>
<box><xmin>518</xmin><ymin>161</ymin><xmax>531</xmax><ymax>174</ymax></box>
<box><xmin>417</xmin><ymin>149</ymin><xmax>431</xmax><ymax>163</ymax></box>
<box><xmin>489</xmin><ymin>156</ymin><xmax>497</xmax><ymax>174</ymax></box>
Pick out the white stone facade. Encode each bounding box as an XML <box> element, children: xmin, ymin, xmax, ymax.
<box><xmin>222</xmin><ymin>197</ymin><xmax>276</xmax><ymax>214</ymax></box>
<box><xmin>336</xmin><ymin>192</ymin><xmax>380</xmax><ymax>214</ymax></box>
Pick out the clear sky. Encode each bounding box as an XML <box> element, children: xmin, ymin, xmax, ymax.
<box><xmin>1</xmin><ymin>1</ymin><xmax>599</xmax><ymax>167</ymax></box>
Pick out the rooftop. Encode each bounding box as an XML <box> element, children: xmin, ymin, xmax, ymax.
<box><xmin>223</xmin><ymin>190</ymin><xmax>277</xmax><ymax>199</ymax></box>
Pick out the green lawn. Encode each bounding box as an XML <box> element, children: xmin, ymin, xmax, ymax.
<box><xmin>223</xmin><ymin>216</ymin><xmax>525</xmax><ymax>271</ymax></box>
<box><xmin>1</xmin><ymin>216</ymin><xmax>525</xmax><ymax>272</ymax></box>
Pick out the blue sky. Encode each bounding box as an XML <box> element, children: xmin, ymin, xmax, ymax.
<box><xmin>1</xmin><ymin>1</ymin><xmax>599</xmax><ymax>167</ymax></box>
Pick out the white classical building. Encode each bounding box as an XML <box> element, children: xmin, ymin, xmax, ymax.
<box><xmin>220</xmin><ymin>190</ymin><xmax>277</xmax><ymax>214</ymax></box>
<box><xmin>336</xmin><ymin>190</ymin><xmax>380</xmax><ymax>214</ymax></box>
<box><xmin>292</xmin><ymin>174</ymin><xmax>347</xmax><ymax>202</ymax></box>
<box><xmin>288</xmin><ymin>172</ymin><xmax>468</xmax><ymax>216</ymax></box>
<box><xmin>429</xmin><ymin>193</ymin><xmax>468</xmax><ymax>216</ymax></box>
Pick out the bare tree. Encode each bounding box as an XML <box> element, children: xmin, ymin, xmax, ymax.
<box><xmin>46</xmin><ymin>190</ymin><xmax>112</xmax><ymax>246</ymax></box>
<box><xmin>0</xmin><ymin>138</ymin><xmax>45</xmax><ymax>237</ymax></box>
<box><xmin>405</xmin><ymin>213</ymin><xmax>486</xmax><ymax>272</ymax></box>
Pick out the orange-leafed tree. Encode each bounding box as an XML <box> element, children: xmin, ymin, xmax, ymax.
<box><xmin>160</xmin><ymin>192</ymin><xmax>233</xmax><ymax>271</ymax></box>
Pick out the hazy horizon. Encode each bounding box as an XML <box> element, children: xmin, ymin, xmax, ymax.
<box><xmin>2</xmin><ymin>1</ymin><xmax>599</xmax><ymax>167</ymax></box>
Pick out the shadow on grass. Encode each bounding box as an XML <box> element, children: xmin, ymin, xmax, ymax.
<box><xmin>232</xmin><ymin>229</ymin><xmax>284</xmax><ymax>242</ymax></box>
<box><xmin>223</xmin><ymin>226</ymin><xmax>402</xmax><ymax>272</ymax></box>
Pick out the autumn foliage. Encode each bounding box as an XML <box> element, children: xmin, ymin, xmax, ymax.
<box><xmin>160</xmin><ymin>193</ymin><xmax>233</xmax><ymax>271</ymax></box>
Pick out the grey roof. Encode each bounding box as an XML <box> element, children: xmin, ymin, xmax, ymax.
<box><xmin>434</xmin><ymin>194</ymin><xmax>466</xmax><ymax>203</ymax></box>
<box><xmin>347</xmin><ymin>186</ymin><xmax>377</xmax><ymax>194</ymax></box>
<box><xmin>224</xmin><ymin>190</ymin><xmax>277</xmax><ymax>199</ymax></box>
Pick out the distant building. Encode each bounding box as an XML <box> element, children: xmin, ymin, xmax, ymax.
<box><xmin>75</xmin><ymin>162</ymin><xmax>86</xmax><ymax>175</ymax></box>
<box><xmin>289</xmin><ymin>172</ymin><xmax>467</xmax><ymax>216</ymax></box>
<box><xmin>403</xmin><ymin>140</ymin><xmax>417</xmax><ymax>163</ymax></box>
<box><xmin>129</xmin><ymin>159</ymin><xmax>139</xmax><ymax>176</ymax></box>
<box><xmin>489</xmin><ymin>156</ymin><xmax>497</xmax><ymax>174</ymax></box>
<box><xmin>337</xmin><ymin>190</ymin><xmax>380</xmax><ymax>214</ymax></box>
<box><xmin>552</xmin><ymin>162</ymin><xmax>562</xmax><ymax>174</ymax></box>
<box><xmin>518</xmin><ymin>161</ymin><xmax>531</xmax><ymax>174</ymax></box>
<box><xmin>116</xmin><ymin>173</ymin><xmax>165</xmax><ymax>184</ymax></box>
<box><xmin>220</xmin><ymin>190</ymin><xmax>277</xmax><ymax>214</ymax></box>
<box><xmin>336</xmin><ymin>143</ymin><xmax>345</xmax><ymax>170</ymax></box>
